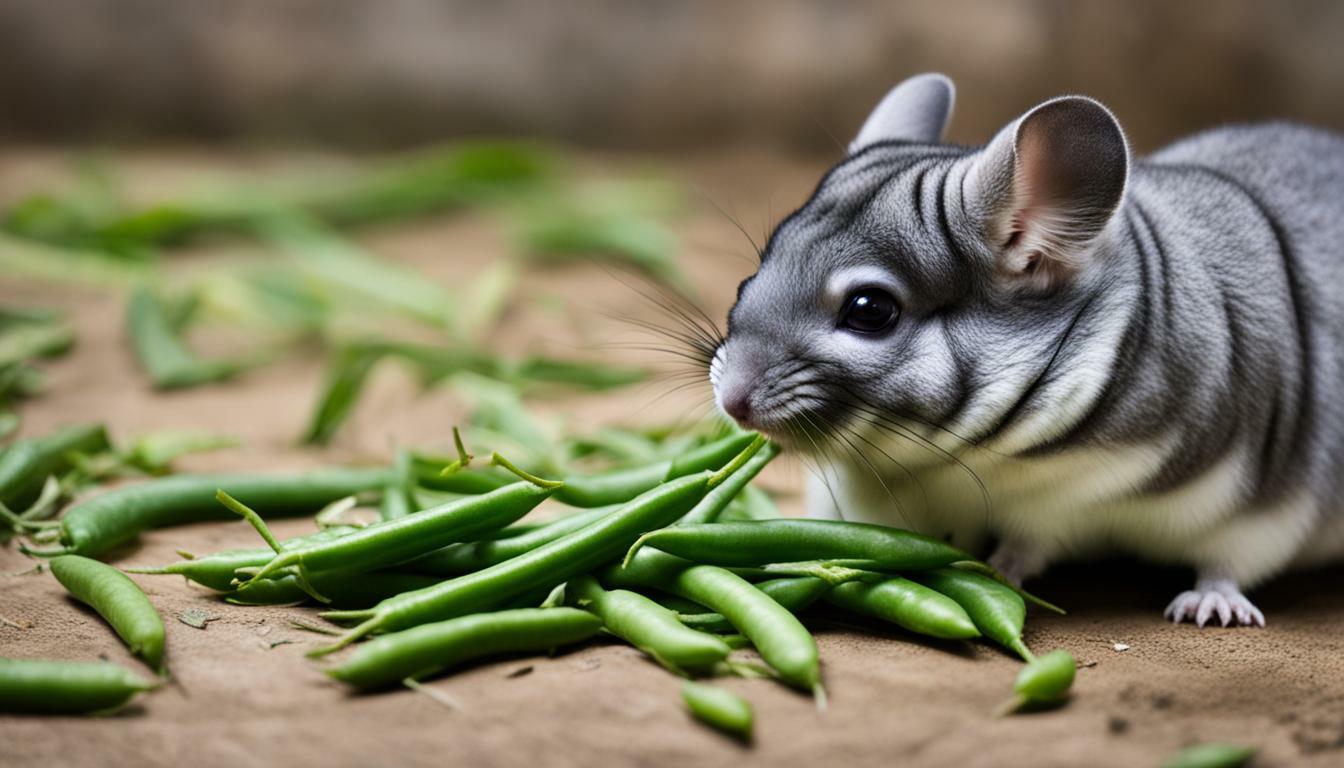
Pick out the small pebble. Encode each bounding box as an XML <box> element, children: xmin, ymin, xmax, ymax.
<box><xmin>1113</xmin><ymin>642</ymin><xmax>1130</xmax><ymax>652</ymax></box>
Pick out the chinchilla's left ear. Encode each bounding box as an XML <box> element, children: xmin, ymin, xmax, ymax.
<box><xmin>964</xmin><ymin>96</ymin><xmax>1129</xmax><ymax>293</ymax></box>
<box><xmin>849</xmin><ymin>73</ymin><xmax>955</xmax><ymax>152</ymax></box>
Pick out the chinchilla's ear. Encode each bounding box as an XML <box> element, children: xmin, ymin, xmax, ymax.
<box><xmin>964</xmin><ymin>96</ymin><xmax>1129</xmax><ymax>293</ymax></box>
<box><xmin>849</xmin><ymin>73</ymin><xmax>955</xmax><ymax>152</ymax></box>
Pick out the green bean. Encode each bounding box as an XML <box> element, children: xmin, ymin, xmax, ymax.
<box><xmin>0</xmin><ymin>658</ymin><xmax>158</xmax><ymax>714</ymax></box>
<box><xmin>227</xmin><ymin>570</ymin><xmax>440</xmax><ymax>608</ymax></box>
<box><xmin>625</xmin><ymin>519</ymin><xmax>969</xmax><ymax>571</ymax></box>
<box><xmin>675</xmin><ymin>441</ymin><xmax>779</xmax><ymax>525</ymax></box>
<box><xmin>1161</xmin><ymin>743</ymin><xmax>1257</xmax><ymax>768</ymax></box>
<box><xmin>126</xmin><ymin>284</ymin><xmax>243</xmax><ymax>390</ymax></box>
<box><xmin>826</xmin><ymin>578</ymin><xmax>979</xmax><ymax>640</ymax></box>
<box><xmin>227</xmin><ymin>470</ymin><xmax>559</xmax><ymax>588</ymax></box>
<box><xmin>125</xmin><ymin>526</ymin><xmax>359</xmax><ymax>591</ymax></box>
<box><xmin>50</xmin><ymin>555</ymin><xmax>166</xmax><ymax>673</ymax></box>
<box><xmin>0</xmin><ymin>423</ymin><xmax>109</xmax><ymax>510</ymax></box>
<box><xmin>998</xmin><ymin>649</ymin><xmax>1076</xmax><ymax>715</ymax></box>
<box><xmin>567</xmin><ymin>575</ymin><xmax>730</xmax><ymax>673</ymax></box>
<box><xmin>401</xmin><ymin>504</ymin><xmax>619</xmax><ymax>577</ymax></box>
<box><xmin>326</xmin><ymin>607</ymin><xmax>602</xmax><ymax>690</ymax></box>
<box><xmin>377</xmin><ymin>450</ymin><xmax>418</xmax><ymax>522</ymax></box>
<box><xmin>677</xmin><ymin>576</ymin><xmax>831</xmax><ymax>633</ymax></box>
<box><xmin>22</xmin><ymin>467</ymin><xmax>392</xmax><ymax>557</ymax></box>
<box><xmin>682</xmin><ymin>681</ymin><xmax>753</xmax><ymax>741</ymax></box>
<box><xmin>313</xmin><ymin>437</ymin><xmax>766</xmax><ymax>654</ymax></box>
<box><xmin>719</xmin><ymin>484</ymin><xmax>781</xmax><ymax>522</ymax></box>
<box><xmin>604</xmin><ymin>549</ymin><xmax>819</xmax><ymax>692</ymax></box>
<box><xmin>553</xmin><ymin>432</ymin><xmax>757</xmax><ymax>508</ymax></box>
<box><xmin>913</xmin><ymin>567</ymin><xmax>1032</xmax><ymax>661</ymax></box>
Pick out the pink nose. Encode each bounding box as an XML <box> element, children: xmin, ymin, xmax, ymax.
<box><xmin>722</xmin><ymin>390</ymin><xmax>752</xmax><ymax>422</ymax></box>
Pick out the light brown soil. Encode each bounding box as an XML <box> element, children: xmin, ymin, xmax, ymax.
<box><xmin>1</xmin><ymin>147</ymin><xmax>1341</xmax><ymax>768</ymax></box>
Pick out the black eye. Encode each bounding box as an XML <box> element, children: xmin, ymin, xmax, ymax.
<box><xmin>839</xmin><ymin>287</ymin><xmax>899</xmax><ymax>334</ymax></box>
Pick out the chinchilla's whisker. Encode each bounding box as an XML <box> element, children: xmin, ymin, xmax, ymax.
<box><xmin>832</xmin><ymin>395</ymin><xmax>993</xmax><ymax>518</ymax></box>
<box><xmin>693</xmin><ymin>187</ymin><xmax>764</xmax><ymax>262</ymax></box>
<box><xmin>804</xmin><ymin>410</ymin><xmax>910</xmax><ymax>524</ymax></box>
<box><xmin>833</xmin><ymin>419</ymin><xmax>927</xmax><ymax>523</ymax></box>
<box><xmin>784</xmin><ymin>416</ymin><xmax>847</xmax><ymax>522</ymax></box>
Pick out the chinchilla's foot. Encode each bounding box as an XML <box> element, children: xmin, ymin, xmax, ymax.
<box><xmin>1164</xmin><ymin>577</ymin><xmax>1266</xmax><ymax>628</ymax></box>
<box><xmin>987</xmin><ymin>541</ymin><xmax>1048</xmax><ymax>588</ymax></box>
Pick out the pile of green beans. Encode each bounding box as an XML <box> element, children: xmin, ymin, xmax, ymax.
<box><xmin>6</xmin><ymin>422</ymin><xmax>1075</xmax><ymax>735</ymax></box>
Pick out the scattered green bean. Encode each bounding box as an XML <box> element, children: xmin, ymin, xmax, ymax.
<box><xmin>401</xmin><ymin>504</ymin><xmax>619</xmax><ymax>577</ymax></box>
<box><xmin>0</xmin><ymin>423</ymin><xmax>109</xmax><ymax>510</ymax></box>
<box><xmin>125</xmin><ymin>526</ymin><xmax>359</xmax><ymax>591</ymax></box>
<box><xmin>0</xmin><ymin>658</ymin><xmax>158</xmax><ymax>714</ymax></box>
<box><xmin>227</xmin><ymin>469</ymin><xmax>560</xmax><ymax>588</ymax></box>
<box><xmin>227</xmin><ymin>569</ymin><xmax>440</xmax><ymax>608</ymax></box>
<box><xmin>676</xmin><ymin>442</ymin><xmax>779</xmax><ymax>525</ymax></box>
<box><xmin>626</xmin><ymin>519</ymin><xmax>969</xmax><ymax>572</ymax></box>
<box><xmin>126</xmin><ymin>284</ymin><xmax>244</xmax><ymax>390</ymax></box>
<box><xmin>553</xmin><ymin>432</ymin><xmax>756</xmax><ymax>508</ymax></box>
<box><xmin>677</xmin><ymin>576</ymin><xmax>831</xmax><ymax>633</ymax></box>
<box><xmin>23</xmin><ymin>467</ymin><xmax>392</xmax><ymax>557</ymax></box>
<box><xmin>826</xmin><ymin>579</ymin><xmax>980</xmax><ymax>640</ymax></box>
<box><xmin>1161</xmin><ymin>743</ymin><xmax>1257</xmax><ymax>768</ymax></box>
<box><xmin>50</xmin><ymin>556</ymin><xmax>166</xmax><ymax>673</ymax></box>
<box><xmin>326</xmin><ymin>607</ymin><xmax>602</xmax><ymax>690</ymax></box>
<box><xmin>913</xmin><ymin>567</ymin><xmax>1032</xmax><ymax>661</ymax></box>
<box><xmin>999</xmin><ymin>649</ymin><xmax>1076</xmax><ymax>715</ymax></box>
<box><xmin>682</xmin><ymin>681</ymin><xmax>753</xmax><ymax>742</ymax></box>
<box><xmin>567</xmin><ymin>575</ymin><xmax>730</xmax><ymax>673</ymax></box>
<box><xmin>605</xmin><ymin>549</ymin><xmax>820</xmax><ymax>693</ymax></box>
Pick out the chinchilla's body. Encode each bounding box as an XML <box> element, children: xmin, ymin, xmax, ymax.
<box><xmin>711</xmin><ymin>74</ymin><xmax>1344</xmax><ymax>627</ymax></box>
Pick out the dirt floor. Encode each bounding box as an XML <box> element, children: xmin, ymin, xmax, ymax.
<box><xmin>1</xmin><ymin>147</ymin><xmax>1342</xmax><ymax>768</ymax></box>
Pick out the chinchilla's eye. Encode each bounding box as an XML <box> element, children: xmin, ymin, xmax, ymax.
<box><xmin>838</xmin><ymin>287</ymin><xmax>899</xmax><ymax>334</ymax></box>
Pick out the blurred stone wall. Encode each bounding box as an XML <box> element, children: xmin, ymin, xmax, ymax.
<box><xmin>1</xmin><ymin>0</ymin><xmax>1342</xmax><ymax>152</ymax></box>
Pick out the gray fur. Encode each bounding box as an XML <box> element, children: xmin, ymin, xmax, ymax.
<box><xmin>713</xmin><ymin>74</ymin><xmax>1344</xmax><ymax>621</ymax></box>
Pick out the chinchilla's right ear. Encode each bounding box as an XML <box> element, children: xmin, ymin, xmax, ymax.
<box><xmin>849</xmin><ymin>73</ymin><xmax>956</xmax><ymax>152</ymax></box>
<box><xmin>963</xmin><ymin>96</ymin><xmax>1130</xmax><ymax>294</ymax></box>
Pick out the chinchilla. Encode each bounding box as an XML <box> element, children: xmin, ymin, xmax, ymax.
<box><xmin>711</xmin><ymin>73</ymin><xmax>1344</xmax><ymax>627</ymax></box>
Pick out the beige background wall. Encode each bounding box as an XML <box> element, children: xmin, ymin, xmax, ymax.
<box><xmin>1</xmin><ymin>0</ymin><xmax>1342</xmax><ymax>152</ymax></box>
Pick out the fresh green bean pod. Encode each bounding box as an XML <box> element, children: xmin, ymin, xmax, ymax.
<box><xmin>719</xmin><ymin>484</ymin><xmax>781</xmax><ymax>522</ymax></box>
<box><xmin>567</xmin><ymin>575</ymin><xmax>730</xmax><ymax>673</ymax></box>
<box><xmin>227</xmin><ymin>570</ymin><xmax>440</xmax><ymax>608</ymax></box>
<box><xmin>605</xmin><ymin>549</ymin><xmax>820</xmax><ymax>691</ymax></box>
<box><xmin>326</xmin><ymin>607</ymin><xmax>602</xmax><ymax>690</ymax></box>
<box><xmin>553</xmin><ymin>432</ymin><xmax>757</xmax><ymax>508</ymax></box>
<box><xmin>826</xmin><ymin>578</ymin><xmax>980</xmax><ymax>640</ymax></box>
<box><xmin>675</xmin><ymin>441</ymin><xmax>779</xmax><ymax>525</ymax></box>
<box><xmin>50</xmin><ymin>556</ymin><xmax>166</xmax><ymax>672</ymax></box>
<box><xmin>127</xmin><ymin>284</ymin><xmax>243</xmax><ymax>390</ymax></box>
<box><xmin>682</xmin><ymin>681</ymin><xmax>753</xmax><ymax>741</ymax></box>
<box><xmin>125</xmin><ymin>526</ymin><xmax>359</xmax><ymax>591</ymax></box>
<box><xmin>626</xmin><ymin>519</ymin><xmax>969</xmax><ymax>571</ymax></box>
<box><xmin>913</xmin><ymin>567</ymin><xmax>1032</xmax><ymax>660</ymax></box>
<box><xmin>377</xmin><ymin>451</ymin><xmax>418</xmax><ymax>522</ymax></box>
<box><xmin>28</xmin><ymin>467</ymin><xmax>392</xmax><ymax>557</ymax></box>
<box><xmin>314</xmin><ymin>437</ymin><xmax>767</xmax><ymax>653</ymax></box>
<box><xmin>235</xmin><ymin>480</ymin><xmax>557</xmax><ymax>584</ymax></box>
<box><xmin>1161</xmin><ymin>743</ymin><xmax>1257</xmax><ymax>768</ymax></box>
<box><xmin>402</xmin><ymin>505</ymin><xmax>618</xmax><ymax>576</ymax></box>
<box><xmin>1001</xmin><ymin>649</ymin><xmax>1076</xmax><ymax>714</ymax></box>
<box><xmin>0</xmin><ymin>658</ymin><xmax>159</xmax><ymax>714</ymax></box>
<box><xmin>678</xmin><ymin>576</ymin><xmax>831</xmax><ymax>633</ymax></box>
<box><xmin>0</xmin><ymin>423</ymin><xmax>109</xmax><ymax>509</ymax></box>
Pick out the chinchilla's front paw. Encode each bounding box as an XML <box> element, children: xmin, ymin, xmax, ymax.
<box><xmin>1164</xmin><ymin>577</ymin><xmax>1266</xmax><ymax>628</ymax></box>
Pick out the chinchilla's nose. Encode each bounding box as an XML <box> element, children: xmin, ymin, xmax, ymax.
<box><xmin>718</xmin><ymin>378</ymin><xmax>755</xmax><ymax>423</ymax></box>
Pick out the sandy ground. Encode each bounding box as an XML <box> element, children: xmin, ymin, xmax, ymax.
<box><xmin>1</xmin><ymin>147</ymin><xmax>1342</xmax><ymax>768</ymax></box>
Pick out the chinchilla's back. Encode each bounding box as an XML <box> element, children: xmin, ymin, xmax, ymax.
<box><xmin>1111</xmin><ymin>123</ymin><xmax>1344</xmax><ymax>514</ymax></box>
